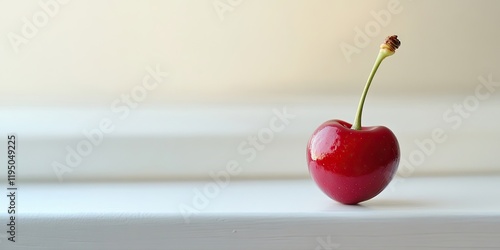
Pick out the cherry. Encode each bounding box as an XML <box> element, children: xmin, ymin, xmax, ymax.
<box><xmin>306</xmin><ymin>35</ymin><xmax>401</xmax><ymax>205</ymax></box>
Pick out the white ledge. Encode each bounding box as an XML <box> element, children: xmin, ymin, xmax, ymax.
<box><xmin>1</xmin><ymin>95</ymin><xmax>500</xmax><ymax>182</ymax></box>
<box><xmin>2</xmin><ymin>175</ymin><xmax>500</xmax><ymax>249</ymax></box>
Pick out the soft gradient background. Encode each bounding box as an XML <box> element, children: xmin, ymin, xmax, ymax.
<box><xmin>0</xmin><ymin>0</ymin><xmax>499</xmax><ymax>181</ymax></box>
<box><xmin>1</xmin><ymin>0</ymin><xmax>499</xmax><ymax>104</ymax></box>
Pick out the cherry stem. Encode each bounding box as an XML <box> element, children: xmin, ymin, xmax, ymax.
<box><xmin>351</xmin><ymin>35</ymin><xmax>400</xmax><ymax>130</ymax></box>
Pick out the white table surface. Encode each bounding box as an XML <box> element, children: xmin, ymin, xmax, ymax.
<box><xmin>1</xmin><ymin>175</ymin><xmax>500</xmax><ymax>249</ymax></box>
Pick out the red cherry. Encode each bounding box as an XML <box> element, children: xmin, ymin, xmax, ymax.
<box><xmin>307</xmin><ymin>35</ymin><xmax>402</xmax><ymax>204</ymax></box>
<box><xmin>306</xmin><ymin>119</ymin><xmax>400</xmax><ymax>205</ymax></box>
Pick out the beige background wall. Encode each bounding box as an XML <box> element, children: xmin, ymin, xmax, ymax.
<box><xmin>1</xmin><ymin>0</ymin><xmax>499</xmax><ymax>105</ymax></box>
